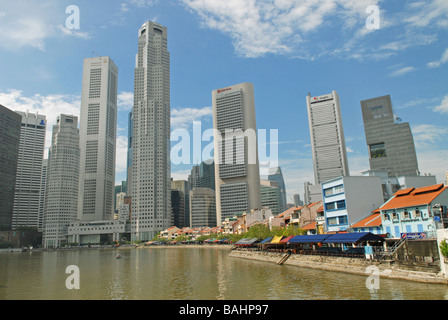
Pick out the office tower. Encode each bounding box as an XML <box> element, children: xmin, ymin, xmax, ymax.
<box><xmin>267</xmin><ymin>166</ymin><xmax>287</xmax><ymax>212</ymax></box>
<box><xmin>131</xmin><ymin>21</ymin><xmax>171</xmax><ymax>240</ymax></box>
<box><xmin>200</xmin><ymin>160</ymin><xmax>215</xmax><ymax>190</ymax></box>
<box><xmin>213</xmin><ymin>82</ymin><xmax>261</xmax><ymax>224</ymax></box>
<box><xmin>361</xmin><ymin>95</ymin><xmax>419</xmax><ymax>177</ymax></box>
<box><xmin>188</xmin><ymin>165</ymin><xmax>200</xmax><ymax>190</ymax></box>
<box><xmin>293</xmin><ymin>194</ymin><xmax>304</xmax><ymax>207</ymax></box>
<box><xmin>114</xmin><ymin>181</ymin><xmax>127</xmax><ymax>211</ymax></box>
<box><xmin>260</xmin><ymin>179</ymin><xmax>282</xmax><ymax>215</ymax></box>
<box><xmin>190</xmin><ymin>188</ymin><xmax>216</xmax><ymax>228</ymax></box>
<box><xmin>126</xmin><ymin>110</ymin><xmax>133</xmax><ymax>197</ymax></box>
<box><xmin>12</xmin><ymin>111</ymin><xmax>46</xmax><ymax>229</ymax></box>
<box><xmin>43</xmin><ymin>114</ymin><xmax>80</xmax><ymax>248</ymax></box>
<box><xmin>78</xmin><ymin>56</ymin><xmax>118</xmax><ymax>222</ymax></box>
<box><xmin>0</xmin><ymin>105</ymin><xmax>21</xmax><ymax>231</ymax></box>
<box><xmin>172</xmin><ymin>179</ymin><xmax>189</xmax><ymax>228</ymax></box>
<box><xmin>171</xmin><ymin>189</ymin><xmax>185</xmax><ymax>228</ymax></box>
<box><xmin>37</xmin><ymin>159</ymin><xmax>48</xmax><ymax>232</ymax></box>
<box><xmin>189</xmin><ymin>160</ymin><xmax>215</xmax><ymax>191</ymax></box>
<box><xmin>306</xmin><ymin>91</ymin><xmax>350</xmax><ymax>184</ymax></box>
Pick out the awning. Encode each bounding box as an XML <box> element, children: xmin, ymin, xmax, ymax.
<box><xmin>235</xmin><ymin>238</ymin><xmax>259</xmax><ymax>245</ymax></box>
<box><xmin>270</xmin><ymin>236</ymin><xmax>284</xmax><ymax>244</ymax></box>
<box><xmin>322</xmin><ymin>232</ymin><xmax>385</xmax><ymax>244</ymax></box>
<box><xmin>280</xmin><ymin>235</ymin><xmax>295</xmax><ymax>243</ymax></box>
<box><xmin>258</xmin><ymin>237</ymin><xmax>273</xmax><ymax>244</ymax></box>
<box><xmin>288</xmin><ymin>234</ymin><xmax>331</xmax><ymax>243</ymax></box>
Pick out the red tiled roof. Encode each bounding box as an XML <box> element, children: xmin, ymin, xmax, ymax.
<box><xmin>351</xmin><ymin>213</ymin><xmax>382</xmax><ymax>228</ymax></box>
<box><xmin>302</xmin><ymin>221</ymin><xmax>317</xmax><ymax>230</ymax></box>
<box><xmin>380</xmin><ymin>184</ymin><xmax>447</xmax><ymax>210</ymax></box>
<box><xmin>277</xmin><ymin>206</ymin><xmax>301</xmax><ymax>218</ymax></box>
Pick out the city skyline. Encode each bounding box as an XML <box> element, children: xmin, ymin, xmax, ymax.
<box><xmin>0</xmin><ymin>0</ymin><xmax>447</xmax><ymax>202</ymax></box>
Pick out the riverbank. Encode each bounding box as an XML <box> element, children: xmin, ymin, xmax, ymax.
<box><xmin>229</xmin><ymin>250</ymin><xmax>448</xmax><ymax>285</ymax></box>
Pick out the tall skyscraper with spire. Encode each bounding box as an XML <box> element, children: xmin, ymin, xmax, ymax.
<box><xmin>78</xmin><ymin>56</ymin><xmax>118</xmax><ymax>222</ymax></box>
<box><xmin>131</xmin><ymin>21</ymin><xmax>171</xmax><ymax>240</ymax></box>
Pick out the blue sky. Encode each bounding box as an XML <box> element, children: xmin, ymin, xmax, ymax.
<box><xmin>0</xmin><ymin>0</ymin><xmax>447</xmax><ymax>202</ymax></box>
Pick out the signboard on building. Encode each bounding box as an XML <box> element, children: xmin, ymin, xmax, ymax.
<box><xmin>401</xmin><ymin>232</ymin><xmax>427</xmax><ymax>239</ymax></box>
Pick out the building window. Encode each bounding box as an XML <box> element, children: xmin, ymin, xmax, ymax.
<box><xmin>383</xmin><ymin>213</ymin><xmax>390</xmax><ymax>221</ymax></box>
<box><xmin>403</xmin><ymin>210</ymin><xmax>411</xmax><ymax>219</ymax></box>
<box><xmin>392</xmin><ymin>212</ymin><xmax>399</xmax><ymax>220</ymax></box>
<box><xmin>414</xmin><ymin>209</ymin><xmax>421</xmax><ymax>218</ymax></box>
<box><xmin>324</xmin><ymin>184</ymin><xmax>344</xmax><ymax>197</ymax></box>
<box><xmin>369</xmin><ymin>143</ymin><xmax>386</xmax><ymax>158</ymax></box>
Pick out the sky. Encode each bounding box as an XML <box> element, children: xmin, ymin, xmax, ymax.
<box><xmin>0</xmin><ymin>0</ymin><xmax>447</xmax><ymax>203</ymax></box>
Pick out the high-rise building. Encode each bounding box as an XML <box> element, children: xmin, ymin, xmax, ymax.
<box><xmin>126</xmin><ymin>110</ymin><xmax>133</xmax><ymax>197</ymax></box>
<box><xmin>12</xmin><ymin>111</ymin><xmax>46</xmax><ymax>229</ymax></box>
<box><xmin>293</xmin><ymin>194</ymin><xmax>304</xmax><ymax>207</ymax></box>
<box><xmin>188</xmin><ymin>165</ymin><xmax>201</xmax><ymax>190</ymax></box>
<box><xmin>0</xmin><ymin>104</ymin><xmax>21</xmax><ymax>231</ymax></box>
<box><xmin>171</xmin><ymin>179</ymin><xmax>189</xmax><ymax>228</ymax></box>
<box><xmin>43</xmin><ymin>114</ymin><xmax>80</xmax><ymax>248</ymax></box>
<box><xmin>78</xmin><ymin>56</ymin><xmax>118</xmax><ymax>222</ymax></box>
<box><xmin>38</xmin><ymin>159</ymin><xmax>48</xmax><ymax>232</ymax></box>
<box><xmin>131</xmin><ymin>21</ymin><xmax>171</xmax><ymax>240</ymax></box>
<box><xmin>171</xmin><ymin>189</ymin><xmax>185</xmax><ymax>228</ymax></box>
<box><xmin>190</xmin><ymin>188</ymin><xmax>216</xmax><ymax>228</ymax></box>
<box><xmin>200</xmin><ymin>160</ymin><xmax>215</xmax><ymax>190</ymax></box>
<box><xmin>260</xmin><ymin>179</ymin><xmax>281</xmax><ymax>215</ymax></box>
<box><xmin>213</xmin><ymin>82</ymin><xmax>261</xmax><ymax>224</ymax></box>
<box><xmin>267</xmin><ymin>166</ymin><xmax>287</xmax><ymax>212</ymax></box>
<box><xmin>306</xmin><ymin>91</ymin><xmax>350</xmax><ymax>184</ymax></box>
<box><xmin>361</xmin><ymin>95</ymin><xmax>419</xmax><ymax>177</ymax></box>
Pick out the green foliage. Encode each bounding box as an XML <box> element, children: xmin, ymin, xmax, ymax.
<box><xmin>440</xmin><ymin>240</ymin><xmax>448</xmax><ymax>258</ymax></box>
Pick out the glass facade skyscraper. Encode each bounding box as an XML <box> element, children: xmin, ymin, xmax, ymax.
<box><xmin>0</xmin><ymin>105</ymin><xmax>21</xmax><ymax>231</ymax></box>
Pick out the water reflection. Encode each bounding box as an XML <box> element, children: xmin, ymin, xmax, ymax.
<box><xmin>0</xmin><ymin>247</ymin><xmax>447</xmax><ymax>300</ymax></box>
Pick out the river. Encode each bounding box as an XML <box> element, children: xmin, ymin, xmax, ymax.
<box><xmin>1</xmin><ymin>246</ymin><xmax>447</xmax><ymax>300</ymax></box>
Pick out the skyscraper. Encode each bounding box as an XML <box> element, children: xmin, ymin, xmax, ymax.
<box><xmin>0</xmin><ymin>104</ymin><xmax>21</xmax><ymax>231</ymax></box>
<box><xmin>78</xmin><ymin>56</ymin><xmax>118</xmax><ymax>222</ymax></box>
<box><xmin>306</xmin><ymin>91</ymin><xmax>350</xmax><ymax>184</ymax></box>
<box><xmin>131</xmin><ymin>21</ymin><xmax>171</xmax><ymax>240</ymax></box>
<box><xmin>190</xmin><ymin>188</ymin><xmax>216</xmax><ymax>228</ymax></box>
<box><xmin>267</xmin><ymin>166</ymin><xmax>287</xmax><ymax>212</ymax></box>
<box><xmin>43</xmin><ymin>114</ymin><xmax>80</xmax><ymax>248</ymax></box>
<box><xmin>361</xmin><ymin>95</ymin><xmax>419</xmax><ymax>177</ymax></box>
<box><xmin>260</xmin><ymin>179</ymin><xmax>281</xmax><ymax>215</ymax></box>
<box><xmin>213</xmin><ymin>82</ymin><xmax>261</xmax><ymax>224</ymax></box>
<box><xmin>12</xmin><ymin>111</ymin><xmax>46</xmax><ymax>229</ymax></box>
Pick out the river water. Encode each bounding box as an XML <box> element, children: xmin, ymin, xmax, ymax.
<box><xmin>1</xmin><ymin>246</ymin><xmax>447</xmax><ymax>300</ymax></box>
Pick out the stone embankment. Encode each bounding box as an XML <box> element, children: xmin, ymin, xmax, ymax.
<box><xmin>229</xmin><ymin>250</ymin><xmax>448</xmax><ymax>285</ymax></box>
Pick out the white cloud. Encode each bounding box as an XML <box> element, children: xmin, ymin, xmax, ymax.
<box><xmin>389</xmin><ymin>66</ymin><xmax>416</xmax><ymax>77</ymax></box>
<box><xmin>433</xmin><ymin>95</ymin><xmax>448</xmax><ymax>114</ymax></box>
<box><xmin>428</xmin><ymin>48</ymin><xmax>448</xmax><ymax>68</ymax></box>
<box><xmin>171</xmin><ymin>106</ymin><xmax>213</xmax><ymax>130</ymax></box>
<box><xmin>181</xmin><ymin>0</ymin><xmax>379</xmax><ymax>58</ymax></box>
<box><xmin>129</xmin><ymin>0</ymin><xmax>159</xmax><ymax>7</ymax></box>
<box><xmin>412</xmin><ymin>124</ymin><xmax>448</xmax><ymax>148</ymax></box>
<box><xmin>115</xmin><ymin>135</ymin><xmax>128</xmax><ymax>175</ymax></box>
<box><xmin>403</xmin><ymin>0</ymin><xmax>448</xmax><ymax>28</ymax></box>
<box><xmin>0</xmin><ymin>0</ymin><xmax>92</xmax><ymax>51</ymax></box>
<box><xmin>118</xmin><ymin>91</ymin><xmax>134</xmax><ymax>111</ymax></box>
